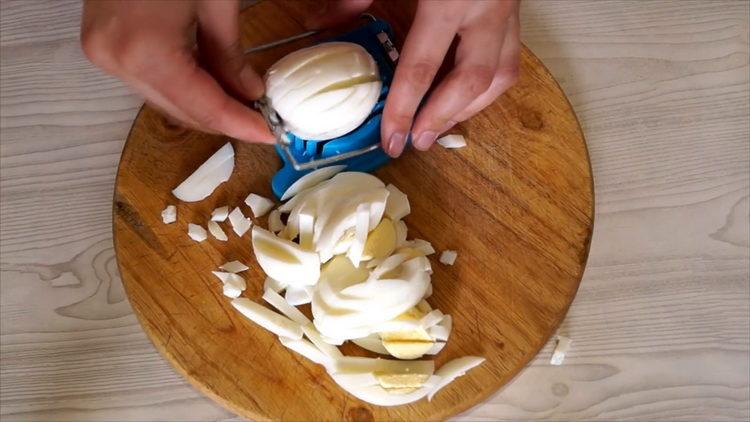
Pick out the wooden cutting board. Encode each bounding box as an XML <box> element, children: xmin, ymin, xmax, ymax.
<box><xmin>113</xmin><ymin>1</ymin><xmax>594</xmax><ymax>421</ymax></box>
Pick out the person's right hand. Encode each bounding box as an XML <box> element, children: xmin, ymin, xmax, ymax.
<box><xmin>81</xmin><ymin>0</ymin><xmax>274</xmax><ymax>143</ymax></box>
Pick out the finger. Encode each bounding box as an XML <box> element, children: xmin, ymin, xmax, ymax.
<box><xmin>142</xmin><ymin>50</ymin><xmax>273</xmax><ymax>143</ymax></box>
<box><xmin>196</xmin><ymin>0</ymin><xmax>265</xmax><ymax>100</ymax></box>
<box><xmin>409</xmin><ymin>24</ymin><xmax>504</xmax><ymax>151</ymax></box>
<box><xmin>452</xmin><ymin>10</ymin><xmax>521</xmax><ymax>123</ymax></box>
<box><xmin>380</xmin><ymin>4</ymin><xmax>462</xmax><ymax>157</ymax></box>
<box><xmin>304</xmin><ymin>0</ymin><xmax>373</xmax><ymax>30</ymax></box>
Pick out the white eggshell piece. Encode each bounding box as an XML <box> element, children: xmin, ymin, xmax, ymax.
<box><xmin>268</xmin><ymin>209</ymin><xmax>284</xmax><ymax>233</ymax></box>
<box><xmin>222</xmin><ymin>273</ymin><xmax>246</xmax><ymax>298</ymax></box>
<box><xmin>298</xmin><ymin>212</ymin><xmax>314</xmax><ymax>250</ymax></box>
<box><xmin>207</xmin><ymin>221</ymin><xmax>228</xmax><ymax>241</ymax></box>
<box><xmin>231</xmin><ymin>298</ymin><xmax>303</xmax><ymax>340</ymax></box>
<box><xmin>280</xmin><ymin>165</ymin><xmax>346</xmax><ymax>201</ymax></box>
<box><xmin>346</xmin><ymin>203</ymin><xmax>370</xmax><ymax>267</ymax></box>
<box><xmin>394</xmin><ymin>219</ymin><xmax>408</xmax><ymax>247</ymax></box>
<box><xmin>262</xmin><ymin>288</ymin><xmax>311</xmax><ymax>326</ymax></box>
<box><xmin>161</xmin><ymin>205</ymin><xmax>176</xmax><ymax>224</ymax></box>
<box><xmin>385</xmin><ymin>184</ymin><xmax>410</xmax><ymax>221</ymax></box>
<box><xmin>279</xmin><ymin>336</ymin><xmax>333</xmax><ymax>368</ymax></box>
<box><xmin>439</xmin><ymin>250</ymin><xmax>458</xmax><ymax>265</ymax></box>
<box><xmin>301</xmin><ymin>324</ymin><xmax>343</xmax><ymax>359</ymax></box>
<box><xmin>263</xmin><ymin>276</ymin><xmax>287</xmax><ymax>293</ymax></box>
<box><xmin>187</xmin><ymin>223</ymin><xmax>207</xmax><ymax>242</ymax></box>
<box><xmin>219</xmin><ymin>260</ymin><xmax>249</xmax><ymax>273</ymax></box>
<box><xmin>228</xmin><ymin>207</ymin><xmax>252</xmax><ymax>236</ymax></box>
<box><xmin>425</xmin><ymin>341</ymin><xmax>447</xmax><ymax>355</ymax></box>
<box><xmin>211</xmin><ymin>271</ymin><xmax>231</xmax><ymax>283</ymax></box>
<box><xmin>285</xmin><ymin>285</ymin><xmax>314</xmax><ymax>306</ymax></box>
<box><xmin>172</xmin><ymin>143</ymin><xmax>234</xmax><ymax>202</ymax></box>
<box><xmin>407</xmin><ymin>239</ymin><xmax>435</xmax><ymax>256</ymax></box>
<box><xmin>352</xmin><ymin>336</ymin><xmax>389</xmax><ymax>355</ymax></box>
<box><xmin>436</xmin><ymin>134</ymin><xmax>467</xmax><ymax>149</ymax></box>
<box><xmin>251</xmin><ymin>226</ymin><xmax>320</xmax><ymax>286</ymax></box>
<box><xmin>550</xmin><ymin>335</ymin><xmax>572</xmax><ymax>365</ymax></box>
<box><xmin>427</xmin><ymin>315</ymin><xmax>452</xmax><ymax>341</ymax></box>
<box><xmin>419</xmin><ymin>310</ymin><xmax>446</xmax><ymax>329</ymax></box>
<box><xmin>428</xmin><ymin>356</ymin><xmax>485</xmax><ymax>401</ymax></box>
<box><xmin>245</xmin><ymin>193</ymin><xmax>275</xmax><ymax>217</ymax></box>
<box><xmin>211</xmin><ymin>206</ymin><xmax>229</xmax><ymax>222</ymax></box>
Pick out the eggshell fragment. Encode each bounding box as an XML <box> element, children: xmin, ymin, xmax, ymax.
<box><xmin>208</xmin><ymin>221</ymin><xmax>228</xmax><ymax>241</ymax></box>
<box><xmin>219</xmin><ymin>260</ymin><xmax>249</xmax><ymax>273</ymax></box>
<box><xmin>301</xmin><ymin>324</ymin><xmax>343</xmax><ymax>359</ymax></box>
<box><xmin>251</xmin><ymin>226</ymin><xmax>320</xmax><ymax>286</ymax></box>
<box><xmin>245</xmin><ymin>193</ymin><xmax>275</xmax><ymax>217</ymax></box>
<box><xmin>394</xmin><ymin>220</ymin><xmax>408</xmax><ymax>247</ymax></box>
<box><xmin>172</xmin><ymin>143</ymin><xmax>234</xmax><ymax>202</ymax></box>
<box><xmin>279</xmin><ymin>336</ymin><xmax>333</xmax><ymax>367</ymax></box>
<box><xmin>211</xmin><ymin>271</ymin><xmax>231</xmax><ymax>283</ymax></box>
<box><xmin>346</xmin><ymin>203</ymin><xmax>370</xmax><ymax>266</ymax></box>
<box><xmin>439</xmin><ymin>250</ymin><xmax>458</xmax><ymax>265</ymax></box>
<box><xmin>406</xmin><ymin>239</ymin><xmax>435</xmax><ymax>256</ymax></box>
<box><xmin>436</xmin><ymin>134</ymin><xmax>467</xmax><ymax>149</ymax></box>
<box><xmin>425</xmin><ymin>341</ymin><xmax>447</xmax><ymax>355</ymax></box>
<box><xmin>285</xmin><ymin>285</ymin><xmax>313</xmax><ymax>306</ymax></box>
<box><xmin>298</xmin><ymin>212</ymin><xmax>314</xmax><ymax>250</ymax></box>
<box><xmin>384</xmin><ymin>184</ymin><xmax>410</xmax><ymax>221</ymax></box>
<box><xmin>550</xmin><ymin>335</ymin><xmax>572</xmax><ymax>365</ymax></box>
<box><xmin>161</xmin><ymin>205</ymin><xmax>176</xmax><ymax>224</ymax></box>
<box><xmin>222</xmin><ymin>273</ymin><xmax>246</xmax><ymax>298</ymax></box>
<box><xmin>352</xmin><ymin>335</ymin><xmax>390</xmax><ymax>355</ymax></box>
<box><xmin>428</xmin><ymin>315</ymin><xmax>452</xmax><ymax>341</ymax></box>
<box><xmin>228</xmin><ymin>207</ymin><xmax>252</xmax><ymax>236</ymax></box>
<box><xmin>187</xmin><ymin>223</ymin><xmax>207</xmax><ymax>242</ymax></box>
<box><xmin>281</xmin><ymin>165</ymin><xmax>346</xmax><ymax>201</ymax></box>
<box><xmin>231</xmin><ymin>298</ymin><xmax>303</xmax><ymax>340</ymax></box>
<box><xmin>428</xmin><ymin>356</ymin><xmax>485</xmax><ymax>400</ymax></box>
<box><xmin>263</xmin><ymin>276</ymin><xmax>287</xmax><ymax>293</ymax></box>
<box><xmin>262</xmin><ymin>288</ymin><xmax>310</xmax><ymax>325</ymax></box>
<box><xmin>268</xmin><ymin>209</ymin><xmax>284</xmax><ymax>233</ymax></box>
<box><xmin>211</xmin><ymin>206</ymin><xmax>229</xmax><ymax>222</ymax></box>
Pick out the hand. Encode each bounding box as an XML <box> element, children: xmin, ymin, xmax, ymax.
<box><xmin>81</xmin><ymin>0</ymin><xmax>274</xmax><ymax>143</ymax></box>
<box><xmin>309</xmin><ymin>0</ymin><xmax>521</xmax><ymax>157</ymax></box>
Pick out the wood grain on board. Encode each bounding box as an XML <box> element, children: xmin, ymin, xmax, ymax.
<box><xmin>112</xmin><ymin>1</ymin><xmax>592</xmax><ymax>420</ymax></box>
<box><xmin>1</xmin><ymin>0</ymin><xmax>748</xmax><ymax>421</ymax></box>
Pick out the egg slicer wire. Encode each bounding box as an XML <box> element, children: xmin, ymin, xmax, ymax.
<box><xmin>246</xmin><ymin>15</ymin><xmax>400</xmax><ymax>199</ymax></box>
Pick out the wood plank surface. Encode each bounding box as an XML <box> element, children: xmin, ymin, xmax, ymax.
<box><xmin>1</xmin><ymin>0</ymin><xmax>748</xmax><ymax>421</ymax></box>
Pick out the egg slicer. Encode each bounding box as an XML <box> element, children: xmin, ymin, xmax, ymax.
<box><xmin>247</xmin><ymin>15</ymin><xmax>400</xmax><ymax>199</ymax></box>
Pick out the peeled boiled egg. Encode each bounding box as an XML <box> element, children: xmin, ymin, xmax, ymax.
<box><xmin>265</xmin><ymin>42</ymin><xmax>382</xmax><ymax>140</ymax></box>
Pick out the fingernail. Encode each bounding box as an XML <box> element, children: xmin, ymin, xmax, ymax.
<box><xmin>387</xmin><ymin>132</ymin><xmax>406</xmax><ymax>157</ymax></box>
<box><xmin>441</xmin><ymin>120</ymin><xmax>457</xmax><ymax>132</ymax></box>
<box><xmin>413</xmin><ymin>130</ymin><xmax>437</xmax><ymax>151</ymax></box>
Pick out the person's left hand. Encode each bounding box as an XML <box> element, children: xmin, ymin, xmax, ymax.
<box><xmin>307</xmin><ymin>0</ymin><xmax>521</xmax><ymax>157</ymax></box>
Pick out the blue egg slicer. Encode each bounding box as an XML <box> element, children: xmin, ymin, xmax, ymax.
<box><xmin>248</xmin><ymin>15</ymin><xmax>400</xmax><ymax>199</ymax></box>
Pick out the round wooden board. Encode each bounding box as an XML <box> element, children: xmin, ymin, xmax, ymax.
<box><xmin>113</xmin><ymin>1</ymin><xmax>594</xmax><ymax>421</ymax></box>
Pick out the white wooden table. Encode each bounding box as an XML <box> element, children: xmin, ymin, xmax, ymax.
<box><xmin>1</xmin><ymin>1</ymin><xmax>748</xmax><ymax>420</ymax></box>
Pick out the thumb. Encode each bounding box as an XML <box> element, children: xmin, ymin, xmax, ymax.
<box><xmin>304</xmin><ymin>0</ymin><xmax>374</xmax><ymax>30</ymax></box>
<box><xmin>196</xmin><ymin>0</ymin><xmax>265</xmax><ymax>101</ymax></box>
